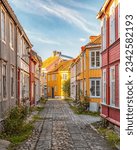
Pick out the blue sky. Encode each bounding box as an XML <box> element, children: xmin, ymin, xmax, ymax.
<box><xmin>8</xmin><ymin>0</ymin><xmax>104</xmax><ymax>60</ymax></box>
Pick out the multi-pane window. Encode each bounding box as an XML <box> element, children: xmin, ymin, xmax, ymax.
<box><xmin>52</xmin><ymin>74</ymin><xmax>56</xmax><ymax>80</ymax></box>
<box><xmin>110</xmin><ymin>2</ymin><xmax>115</xmax><ymax>45</ymax></box>
<box><xmin>10</xmin><ymin>21</ymin><xmax>14</xmax><ymax>48</ymax></box>
<box><xmin>1</xmin><ymin>10</ymin><xmax>6</xmax><ymax>41</ymax></box>
<box><xmin>2</xmin><ymin>63</ymin><xmax>7</xmax><ymax>98</ymax></box>
<box><xmin>103</xmin><ymin>69</ymin><xmax>106</xmax><ymax>103</ymax></box>
<box><xmin>90</xmin><ymin>51</ymin><xmax>100</xmax><ymax>68</ymax></box>
<box><xmin>62</xmin><ymin>74</ymin><xmax>67</xmax><ymax>80</ymax></box>
<box><xmin>110</xmin><ymin>66</ymin><xmax>115</xmax><ymax>106</ymax></box>
<box><xmin>102</xmin><ymin>17</ymin><xmax>106</xmax><ymax>50</ymax></box>
<box><xmin>90</xmin><ymin>79</ymin><xmax>101</xmax><ymax>97</ymax></box>
<box><xmin>11</xmin><ymin>67</ymin><xmax>14</xmax><ymax>97</ymax></box>
<box><xmin>84</xmin><ymin>52</ymin><xmax>86</xmax><ymax>70</ymax></box>
<box><xmin>118</xmin><ymin>3</ymin><xmax>120</xmax><ymax>38</ymax></box>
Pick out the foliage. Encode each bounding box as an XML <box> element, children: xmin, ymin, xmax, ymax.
<box><xmin>92</xmin><ymin>121</ymin><xmax>120</xmax><ymax>148</ymax></box>
<box><xmin>39</xmin><ymin>97</ymin><xmax>47</xmax><ymax>104</ymax></box>
<box><xmin>62</xmin><ymin>78</ymin><xmax>70</xmax><ymax>97</ymax></box>
<box><xmin>2</xmin><ymin>106</ymin><xmax>29</xmax><ymax>135</ymax></box>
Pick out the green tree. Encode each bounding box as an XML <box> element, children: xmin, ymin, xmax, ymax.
<box><xmin>62</xmin><ymin>78</ymin><xmax>70</xmax><ymax>97</ymax></box>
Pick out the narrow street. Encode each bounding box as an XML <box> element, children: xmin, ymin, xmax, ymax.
<box><xmin>31</xmin><ymin>99</ymin><xmax>113</xmax><ymax>150</ymax></box>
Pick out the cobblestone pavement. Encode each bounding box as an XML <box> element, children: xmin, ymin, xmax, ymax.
<box><xmin>18</xmin><ymin>100</ymin><xmax>114</xmax><ymax>150</ymax></box>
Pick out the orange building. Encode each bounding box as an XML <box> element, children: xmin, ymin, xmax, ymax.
<box><xmin>71</xmin><ymin>35</ymin><xmax>101</xmax><ymax>112</ymax></box>
<box><xmin>47</xmin><ymin>60</ymin><xmax>73</xmax><ymax>99</ymax></box>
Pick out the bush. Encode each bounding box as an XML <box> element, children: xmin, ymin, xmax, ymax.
<box><xmin>3</xmin><ymin>106</ymin><xmax>29</xmax><ymax>135</ymax></box>
<box><xmin>62</xmin><ymin>78</ymin><xmax>70</xmax><ymax>97</ymax></box>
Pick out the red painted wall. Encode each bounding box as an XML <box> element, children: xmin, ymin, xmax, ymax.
<box><xmin>101</xmin><ymin>4</ymin><xmax>120</xmax><ymax>127</ymax></box>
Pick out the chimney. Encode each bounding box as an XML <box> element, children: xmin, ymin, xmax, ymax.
<box><xmin>89</xmin><ymin>36</ymin><xmax>98</xmax><ymax>42</ymax></box>
<box><xmin>52</xmin><ymin>51</ymin><xmax>61</xmax><ymax>56</ymax></box>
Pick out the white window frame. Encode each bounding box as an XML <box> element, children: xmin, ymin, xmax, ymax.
<box><xmin>2</xmin><ymin>62</ymin><xmax>7</xmax><ymax>100</ymax></box>
<box><xmin>1</xmin><ymin>8</ymin><xmax>6</xmax><ymax>43</ymax></box>
<box><xmin>62</xmin><ymin>73</ymin><xmax>67</xmax><ymax>80</ymax></box>
<box><xmin>90</xmin><ymin>79</ymin><xmax>101</xmax><ymax>98</ymax></box>
<box><xmin>102</xmin><ymin>16</ymin><xmax>106</xmax><ymax>51</ymax></box>
<box><xmin>102</xmin><ymin>69</ymin><xmax>106</xmax><ymax>104</ymax></box>
<box><xmin>110</xmin><ymin>66</ymin><xmax>115</xmax><ymax>106</ymax></box>
<box><xmin>109</xmin><ymin>2</ymin><xmax>116</xmax><ymax>45</ymax></box>
<box><xmin>90</xmin><ymin>50</ymin><xmax>100</xmax><ymax>69</ymax></box>
<box><xmin>84</xmin><ymin>52</ymin><xmax>86</xmax><ymax>70</ymax></box>
<box><xmin>117</xmin><ymin>0</ymin><xmax>120</xmax><ymax>38</ymax></box>
<box><xmin>9</xmin><ymin>20</ymin><xmax>14</xmax><ymax>49</ymax></box>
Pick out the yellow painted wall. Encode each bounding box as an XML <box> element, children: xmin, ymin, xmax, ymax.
<box><xmin>79</xmin><ymin>47</ymin><xmax>101</xmax><ymax>103</ymax></box>
<box><xmin>47</xmin><ymin>71</ymin><xmax>70</xmax><ymax>98</ymax></box>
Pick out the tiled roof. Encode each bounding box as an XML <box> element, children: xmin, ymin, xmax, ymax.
<box><xmin>42</xmin><ymin>56</ymin><xmax>60</xmax><ymax>68</ymax></box>
<box><xmin>49</xmin><ymin>60</ymin><xmax>73</xmax><ymax>73</ymax></box>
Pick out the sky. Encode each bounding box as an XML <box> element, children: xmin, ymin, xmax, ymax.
<box><xmin>8</xmin><ymin>0</ymin><xmax>104</xmax><ymax>60</ymax></box>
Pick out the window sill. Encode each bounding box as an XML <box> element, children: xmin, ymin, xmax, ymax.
<box><xmin>90</xmin><ymin>96</ymin><xmax>101</xmax><ymax>98</ymax></box>
<box><xmin>101</xmin><ymin>103</ymin><xmax>120</xmax><ymax>110</ymax></box>
<box><xmin>90</xmin><ymin>67</ymin><xmax>100</xmax><ymax>69</ymax></box>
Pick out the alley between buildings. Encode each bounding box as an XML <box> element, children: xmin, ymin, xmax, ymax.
<box><xmin>18</xmin><ymin>99</ymin><xmax>114</xmax><ymax>150</ymax></box>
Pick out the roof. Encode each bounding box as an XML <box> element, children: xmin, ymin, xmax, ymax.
<box><xmin>85</xmin><ymin>35</ymin><xmax>101</xmax><ymax>48</ymax></box>
<box><xmin>48</xmin><ymin>60</ymin><xmax>73</xmax><ymax>73</ymax></box>
<box><xmin>42</xmin><ymin>56</ymin><xmax>60</xmax><ymax>68</ymax></box>
<box><xmin>96</xmin><ymin>0</ymin><xmax>111</xmax><ymax>19</ymax></box>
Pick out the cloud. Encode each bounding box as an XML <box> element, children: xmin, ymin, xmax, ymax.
<box><xmin>9</xmin><ymin>0</ymin><xmax>98</xmax><ymax>34</ymax></box>
<box><xmin>25</xmin><ymin>30</ymin><xmax>61</xmax><ymax>45</ymax></box>
<box><xmin>80</xmin><ymin>38</ymin><xmax>87</xmax><ymax>42</ymax></box>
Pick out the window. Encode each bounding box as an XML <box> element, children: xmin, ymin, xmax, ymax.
<box><xmin>2</xmin><ymin>63</ymin><xmax>7</xmax><ymax>98</ymax></box>
<box><xmin>62</xmin><ymin>74</ymin><xmax>67</xmax><ymax>80</ymax></box>
<box><xmin>80</xmin><ymin>80</ymin><xmax>83</xmax><ymax>93</ymax></box>
<box><xmin>110</xmin><ymin>2</ymin><xmax>115</xmax><ymax>45</ymax></box>
<box><xmin>10</xmin><ymin>21</ymin><xmax>14</xmax><ymax>48</ymax></box>
<box><xmin>118</xmin><ymin>3</ymin><xmax>120</xmax><ymax>38</ymax></box>
<box><xmin>90</xmin><ymin>79</ymin><xmax>101</xmax><ymax>97</ymax></box>
<box><xmin>90</xmin><ymin>51</ymin><xmax>100</xmax><ymax>68</ymax></box>
<box><xmin>110</xmin><ymin>66</ymin><xmax>115</xmax><ymax>106</ymax></box>
<box><xmin>55</xmin><ymin>86</ymin><xmax>57</xmax><ymax>92</ymax></box>
<box><xmin>84</xmin><ymin>52</ymin><xmax>86</xmax><ymax>70</ymax></box>
<box><xmin>11</xmin><ymin>67</ymin><xmax>14</xmax><ymax>97</ymax></box>
<box><xmin>48</xmin><ymin>75</ymin><xmax>50</xmax><ymax>81</ymax></box>
<box><xmin>1</xmin><ymin>9</ymin><xmax>6</xmax><ymax>41</ymax></box>
<box><xmin>102</xmin><ymin>17</ymin><xmax>106</xmax><ymax>50</ymax></box>
<box><xmin>80</xmin><ymin>57</ymin><xmax>83</xmax><ymax>72</ymax></box>
<box><xmin>48</xmin><ymin>87</ymin><xmax>50</xmax><ymax>93</ymax></box>
<box><xmin>102</xmin><ymin>69</ymin><xmax>106</xmax><ymax>103</ymax></box>
<box><xmin>52</xmin><ymin>74</ymin><xmax>56</xmax><ymax>80</ymax></box>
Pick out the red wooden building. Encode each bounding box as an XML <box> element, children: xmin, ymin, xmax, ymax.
<box><xmin>97</xmin><ymin>0</ymin><xmax>120</xmax><ymax>127</ymax></box>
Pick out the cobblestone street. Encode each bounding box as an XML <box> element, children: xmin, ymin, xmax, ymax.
<box><xmin>18</xmin><ymin>99</ymin><xmax>114</xmax><ymax>150</ymax></box>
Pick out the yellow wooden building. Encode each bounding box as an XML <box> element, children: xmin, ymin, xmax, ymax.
<box><xmin>47</xmin><ymin>60</ymin><xmax>73</xmax><ymax>99</ymax></box>
<box><xmin>74</xmin><ymin>35</ymin><xmax>102</xmax><ymax>112</ymax></box>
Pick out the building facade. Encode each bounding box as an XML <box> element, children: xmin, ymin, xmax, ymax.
<box><xmin>82</xmin><ymin>35</ymin><xmax>102</xmax><ymax>112</ymax></box>
<box><xmin>70</xmin><ymin>59</ymin><xmax>77</xmax><ymax>100</ymax></box>
<box><xmin>97</xmin><ymin>0</ymin><xmax>120</xmax><ymax>126</ymax></box>
<box><xmin>71</xmin><ymin>36</ymin><xmax>102</xmax><ymax>112</ymax></box>
<box><xmin>47</xmin><ymin>60</ymin><xmax>72</xmax><ymax>99</ymax></box>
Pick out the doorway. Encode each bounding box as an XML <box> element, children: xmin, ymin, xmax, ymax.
<box><xmin>52</xmin><ymin>87</ymin><xmax>54</xmax><ymax>98</ymax></box>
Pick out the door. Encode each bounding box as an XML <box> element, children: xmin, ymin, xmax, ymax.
<box><xmin>52</xmin><ymin>87</ymin><xmax>54</xmax><ymax>98</ymax></box>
